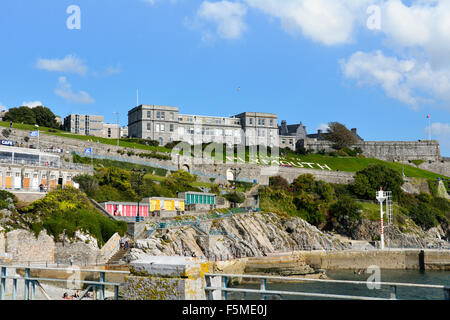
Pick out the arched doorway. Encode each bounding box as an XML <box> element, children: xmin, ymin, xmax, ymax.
<box><xmin>226</xmin><ymin>169</ymin><xmax>235</xmax><ymax>181</ymax></box>
<box><xmin>181</xmin><ymin>164</ymin><xmax>190</xmax><ymax>173</ymax></box>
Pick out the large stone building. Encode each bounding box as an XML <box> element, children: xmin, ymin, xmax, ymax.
<box><xmin>64</xmin><ymin>114</ymin><xmax>104</xmax><ymax>137</ymax></box>
<box><xmin>128</xmin><ymin>105</ymin><xmax>277</xmax><ymax>147</ymax></box>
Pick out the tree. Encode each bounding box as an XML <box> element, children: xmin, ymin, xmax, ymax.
<box><xmin>5</xmin><ymin>106</ymin><xmax>36</xmax><ymax>124</ymax></box>
<box><xmin>326</xmin><ymin>122</ymin><xmax>357</xmax><ymax>149</ymax></box>
<box><xmin>32</xmin><ymin>106</ymin><xmax>59</xmax><ymax>128</ymax></box>
<box><xmin>4</xmin><ymin>105</ymin><xmax>59</xmax><ymax>129</ymax></box>
<box><xmin>352</xmin><ymin>164</ymin><xmax>404</xmax><ymax>200</ymax></box>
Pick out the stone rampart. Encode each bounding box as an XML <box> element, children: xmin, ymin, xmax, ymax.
<box><xmin>303</xmin><ymin>139</ymin><xmax>442</xmax><ymax>162</ymax></box>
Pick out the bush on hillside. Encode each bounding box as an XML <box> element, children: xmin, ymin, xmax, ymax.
<box><xmin>329</xmin><ymin>196</ymin><xmax>362</xmax><ymax>224</ymax></box>
<box><xmin>73</xmin><ymin>174</ymin><xmax>99</xmax><ymax>197</ymax></box>
<box><xmin>269</xmin><ymin>176</ymin><xmax>289</xmax><ymax>190</ymax></box>
<box><xmin>15</xmin><ymin>187</ymin><xmax>127</xmax><ymax>246</ymax></box>
<box><xmin>351</xmin><ymin>164</ymin><xmax>404</xmax><ymax>200</ymax></box>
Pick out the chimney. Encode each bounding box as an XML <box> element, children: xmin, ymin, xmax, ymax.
<box><xmin>351</xmin><ymin>128</ymin><xmax>357</xmax><ymax>134</ymax></box>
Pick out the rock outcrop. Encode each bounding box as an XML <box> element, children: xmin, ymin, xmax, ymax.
<box><xmin>345</xmin><ymin>219</ymin><xmax>449</xmax><ymax>248</ymax></box>
<box><xmin>126</xmin><ymin>213</ymin><xmax>350</xmax><ymax>262</ymax></box>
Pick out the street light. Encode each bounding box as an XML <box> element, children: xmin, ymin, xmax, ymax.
<box><xmin>132</xmin><ymin>168</ymin><xmax>146</xmax><ymax>221</ymax></box>
<box><xmin>113</xmin><ymin>112</ymin><xmax>119</xmax><ymax>146</ymax></box>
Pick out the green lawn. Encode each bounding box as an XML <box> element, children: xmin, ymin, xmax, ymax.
<box><xmin>284</xmin><ymin>153</ymin><xmax>448</xmax><ymax>180</ymax></box>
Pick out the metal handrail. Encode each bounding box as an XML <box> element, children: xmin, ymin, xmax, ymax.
<box><xmin>204</xmin><ymin>273</ymin><xmax>450</xmax><ymax>300</ymax></box>
<box><xmin>204</xmin><ymin>273</ymin><xmax>449</xmax><ymax>290</ymax></box>
<box><xmin>205</xmin><ymin>286</ymin><xmax>387</xmax><ymax>300</ymax></box>
<box><xmin>0</xmin><ymin>265</ymin><xmax>129</xmax><ymax>300</ymax></box>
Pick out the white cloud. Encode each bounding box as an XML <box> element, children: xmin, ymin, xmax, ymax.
<box><xmin>36</xmin><ymin>54</ymin><xmax>87</xmax><ymax>75</ymax></box>
<box><xmin>340</xmin><ymin>50</ymin><xmax>450</xmax><ymax>110</ymax></box>
<box><xmin>318</xmin><ymin>123</ymin><xmax>329</xmax><ymax>132</ymax></box>
<box><xmin>22</xmin><ymin>101</ymin><xmax>44</xmax><ymax>108</ymax></box>
<box><xmin>197</xmin><ymin>1</ymin><xmax>248</xmax><ymax>40</ymax></box>
<box><xmin>380</xmin><ymin>0</ymin><xmax>450</xmax><ymax>68</ymax></box>
<box><xmin>54</xmin><ymin>77</ymin><xmax>94</xmax><ymax>104</ymax></box>
<box><xmin>243</xmin><ymin>0</ymin><xmax>372</xmax><ymax>45</ymax></box>
<box><xmin>425</xmin><ymin>122</ymin><xmax>450</xmax><ymax>151</ymax></box>
<box><xmin>0</xmin><ymin>102</ymin><xmax>7</xmax><ymax>111</ymax></box>
<box><xmin>105</xmin><ymin>65</ymin><xmax>121</xmax><ymax>75</ymax></box>
<box><xmin>142</xmin><ymin>0</ymin><xmax>181</xmax><ymax>5</ymax></box>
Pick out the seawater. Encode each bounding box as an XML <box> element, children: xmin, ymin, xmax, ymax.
<box><xmin>229</xmin><ymin>270</ymin><xmax>450</xmax><ymax>300</ymax></box>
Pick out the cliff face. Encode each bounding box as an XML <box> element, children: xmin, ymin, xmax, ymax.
<box><xmin>343</xmin><ymin>219</ymin><xmax>449</xmax><ymax>248</ymax></box>
<box><xmin>127</xmin><ymin>212</ymin><xmax>450</xmax><ymax>264</ymax></box>
<box><xmin>126</xmin><ymin>213</ymin><xmax>350</xmax><ymax>262</ymax></box>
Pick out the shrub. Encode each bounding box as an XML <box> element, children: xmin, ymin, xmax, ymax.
<box><xmin>73</xmin><ymin>174</ymin><xmax>99</xmax><ymax>197</ymax></box>
<box><xmin>269</xmin><ymin>176</ymin><xmax>289</xmax><ymax>190</ymax></box>
<box><xmin>329</xmin><ymin>196</ymin><xmax>362</xmax><ymax>223</ymax></box>
<box><xmin>224</xmin><ymin>192</ymin><xmax>245</xmax><ymax>205</ymax></box>
<box><xmin>2</xmin><ymin>129</ymin><xmax>11</xmax><ymax>138</ymax></box>
<box><xmin>408</xmin><ymin>204</ymin><xmax>438</xmax><ymax>230</ymax></box>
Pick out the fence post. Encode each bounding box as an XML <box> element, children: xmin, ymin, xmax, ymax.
<box><xmin>444</xmin><ymin>287</ymin><xmax>450</xmax><ymax>300</ymax></box>
<box><xmin>0</xmin><ymin>267</ymin><xmax>6</xmax><ymax>300</ymax></box>
<box><xmin>13</xmin><ymin>279</ymin><xmax>17</xmax><ymax>300</ymax></box>
<box><xmin>222</xmin><ymin>276</ymin><xmax>228</xmax><ymax>301</ymax></box>
<box><xmin>390</xmin><ymin>285</ymin><xmax>398</xmax><ymax>300</ymax></box>
<box><xmin>114</xmin><ymin>285</ymin><xmax>119</xmax><ymax>300</ymax></box>
<box><xmin>25</xmin><ymin>268</ymin><xmax>30</xmax><ymax>300</ymax></box>
<box><xmin>260</xmin><ymin>278</ymin><xmax>267</xmax><ymax>301</ymax></box>
<box><xmin>100</xmin><ymin>272</ymin><xmax>106</xmax><ymax>300</ymax></box>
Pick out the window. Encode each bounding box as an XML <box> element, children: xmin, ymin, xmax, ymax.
<box><xmin>160</xmin><ymin>124</ymin><xmax>165</xmax><ymax>132</ymax></box>
<box><xmin>270</xmin><ymin>120</ymin><xmax>273</xmax><ymax>126</ymax></box>
<box><xmin>262</xmin><ymin>119</ymin><xmax>266</xmax><ymax>126</ymax></box>
<box><xmin>249</xmin><ymin>118</ymin><xmax>253</xmax><ymax>125</ymax></box>
<box><xmin>258</xmin><ymin>119</ymin><xmax>261</xmax><ymax>125</ymax></box>
<box><xmin>156</xmin><ymin>111</ymin><xmax>160</xmax><ymax>119</ymax></box>
<box><xmin>170</xmin><ymin>124</ymin><xmax>174</xmax><ymax>132</ymax></box>
<box><xmin>147</xmin><ymin>123</ymin><xmax>151</xmax><ymax>131</ymax></box>
<box><xmin>161</xmin><ymin>112</ymin><xmax>165</xmax><ymax>120</ymax></box>
<box><xmin>170</xmin><ymin>112</ymin><xmax>174</xmax><ymax>120</ymax></box>
<box><xmin>147</xmin><ymin>111</ymin><xmax>151</xmax><ymax>118</ymax></box>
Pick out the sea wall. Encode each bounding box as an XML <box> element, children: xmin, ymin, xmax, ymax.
<box><xmin>300</xmin><ymin>249</ymin><xmax>450</xmax><ymax>270</ymax></box>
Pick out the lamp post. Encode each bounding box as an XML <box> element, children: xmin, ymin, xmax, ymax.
<box><xmin>35</xmin><ymin>124</ymin><xmax>40</xmax><ymax>150</ymax></box>
<box><xmin>132</xmin><ymin>168</ymin><xmax>146</xmax><ymax>221</ymax></box>
<box><xmin>113</xmin><ymin>112</ymin><xmax>119</xmax><ymax>146</ymax></box>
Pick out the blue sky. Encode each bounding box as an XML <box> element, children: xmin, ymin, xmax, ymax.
<box><xmin>0</xmin><ymin>0</ymin><xmax>449</xmax><ymax>155</ymax></box>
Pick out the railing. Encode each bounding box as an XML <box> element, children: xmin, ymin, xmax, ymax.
<box><xmin>204</xmin><ymin>273</ymin><xmax>450</xmax><ymax>301</ymax></box>
<box><xmin>0</xmin><ymin>265</ymin><xmax>129</xmax><ymax>300</ymax></box>
<box><xmin>0</xmin><ymin>157</ymin><xmax>92</xmax><ymax>171</ymax></box>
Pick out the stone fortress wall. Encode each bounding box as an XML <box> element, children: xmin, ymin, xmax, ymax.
<box><xmin>302</xmin><ymin>139</ymin><xmax>442</xmax><ymax>162</ymax></box>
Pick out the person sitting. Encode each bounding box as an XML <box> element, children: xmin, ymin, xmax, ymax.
<box><xmin>72</xmin><ymin>290</ymin><xmax>80</xmax><ymax>299</ymax></box>
<box><xmin>62</xmin><ymin>292</ymin><xmax>73</xmax><ymax>300</ymax></box>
